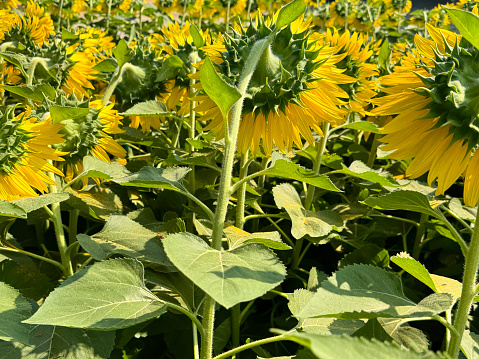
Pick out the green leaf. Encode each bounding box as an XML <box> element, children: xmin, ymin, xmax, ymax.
<box><xmin>0</xmin><ymin>261</ymin><xmax>54</xmax><ymax>301</ymax></box>
<box><xmin>75</xmin><ymin>156</ymin><xmax>130</xmax><ymax>182</ymax></box>
<box><xmin>12</xmin><ymin>193</ymin><xmax>69</xmax><ymax>214</ymax></box>
<box><xmin>340</xmin><ymin>122</ymin><xmax>380</xmax><ymax>133</ymax></box>
<box><xmin>363</xmin><ymin>190</ymin><xmax>441</xmax><ymax>218</ymax></box>
<box><xmin>200</xmin><ymin>56</ymin><xmax>241</xmax><ymax>119</ymax></box>
<box><xmin>445</xmin><ymin>8</ymin><xmax>479</xmax><ymax>51</ymax></box>
<box><xmin>300</xmin><ymin>317</ymin><xmax>365</xmax><ymax>336</ymax></box>
<box><xmin>275</xmin><ymin>0</ymin><xmax>306</xmax><ymax>30</ymax></box>
<box><xmin>162</xmin><ymin>232</ymin><xmax>286</xmax><ymax>308</ymax></box>
<box><xmin>288</xmin><ymin>264</ymin><xmax>453</xmax><ymax>319</ymax></box>
<box><xmin>65</xmin><ymin>188</ymin><xmax>122</xmax><ymax>221</ymax></box>
<box><xmin>77</xmin><ymin>215</ymin><xmax>173</xmax><ymax>268</ymax></box>
<box><xmin>156</xmin><ymin>55</ymin><xmax>185</xmax><ymax>82</ymax></box>
<box><xmin>61</xmin><ymin>29</ymin><xmax>79</xmax><ymax>40</ymax></box>
<box><xmin>334</xmin><ymin>161</ymin><xmax>400</xmax><ymax>187</ymax></box>
<box><xmin>224</xmin><ymin>226</ymin><xmax>291</xmax><ymax>250</ymax></box>
<box><xmin>119</xmin><ymin>100</ymin><xmax>170</xmax><ymax>117</ymax></box>
<box><xmin>24</xmin><ymin>258</ymin><xmax>167</xmax><ymax>330</ymax></box>
<box><xmin>93</xmin><ymin>58</ymin><xmax>118</xmax><ymax>72</ymax></box>
<box><xmin>0</xmin><ymin>282</ymin><xmax>36</xmax><ymax>344</ymax></box>
<box><xmin>391</xmin><ymin>253</ymin><xmax>462</xmax><ymax>301</ymax></box>
<box><xmin>165</xmin><ymin>153</ymin><xmax>221</xmax><ymax>172</ymax></box>
<box><xmin>378</xmin><ymin>39</ymin><xmax>391</xmax><ymax>72</ymax></box>
<box><xmin>49</xmin><ymin>106</ymin><xmax>90</xmax><ymax>124</ymax></box>
<box><xmin>25</xmin><ymin>326</ymin><xmax>116</xmax><ymax>359</ymax></box>
<box><xmin>461</xmin><ymin>330</ymin><xmax>479</xmax><ymax>359</ymax></box>
<box><xmin>113</xmin><ymin>166</ymin><xmax>191</xmax><ymax>193</ymax></box>
<box><xmin>264</xmin><ymin>154</ymin><xmax>341</xmax><ymax>192</ymax></box>
<box><xmin>112</xmin><ymin>39</ymin><xmax>133</xmax><ymax>68</ymax></box>
<box><xmin>0</xmin><ymin>202</ymin><xmax>26</xmax><ymax>219</ymax></box>
<box><xmin>189</xmin><ymin>23</ymin><xmax>205</xmax><ymax>48</ymax></box>
<box><xmin>278</xmin><ymin>332</ymin><xmax>445</xmax><ymax>359</ymax></box>
<box><xmin>273</xmin><ymin>183</ymin><xmax>343</xmax><ymax>239</ymax></box>
<box><xmin>0</xmin><ymin>84</ymin><xmax>56</xmax><ymax>102</ymax></box>
<box><xmin>339</xmin><ymin>244</ymin><xmax>389</xmax><ymax>268</ymax></box>
<box><xmin>352</xmin><ymin>318</ymin><xmax>394</xmax><ymax>342</ymax></box>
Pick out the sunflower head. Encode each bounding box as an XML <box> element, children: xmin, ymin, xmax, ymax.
<box><xmin>414</xmin><ymin>29</ymin><xmax>479</xmax><ymax>149</ymax></box>
<box><xmin>216</xmin><ymin>14</ymin><xmax>319</xmax><ymax>118</ymax></box>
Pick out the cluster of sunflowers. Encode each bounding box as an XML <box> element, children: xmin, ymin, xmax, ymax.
<box><xmin>1</xmin><ymin>0</ymin><xmax>478</xmax><ymax>208</ymax></box>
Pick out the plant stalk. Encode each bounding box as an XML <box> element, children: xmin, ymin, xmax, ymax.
<box><xmin>447</xmin><ymin>206</ymin><xmax>479</xmax><ymax>358</ymax></box>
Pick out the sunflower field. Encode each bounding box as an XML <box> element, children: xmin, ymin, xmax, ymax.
<box><xmin>3</xmin><ymin>0</ymin><xmax>479</xmax><ymax>358</ymax></box>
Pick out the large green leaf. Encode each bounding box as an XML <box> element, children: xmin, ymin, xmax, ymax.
<box><xmin>113</xmin><ymin>166</ymin><xmax>191</xmax><ymax>193</ymax></box>
<box><xmin>12</xmin><ymin>193</ymin><xmax>69</xmax><ymax>214</ymax></box>
<box><xmin>264</xmin><ymin>154</ymin><xmax>340</xmax><ymax>192</ymax></box>
<box><xmin>165</xmin><ymin>153</ymin><xmax>221</xmax><ymax>172</ymax></box>
<box><xmin>461</xmin><ymin>330</ymin><xmax>479</xmax><ymax>359</ymax></box>
<box><xmin>24</xmin><ymin>259</ymin><xmax>167</xmax><ymax>330</ymax></box>
<box><xmin>391</xmin><ymin>253</ymin><xmax>462</xmax><ymax>301</ymax></box>
<box><xmin>156</xmin><ymin>55</ymin><xmax>185</xmax><ymax>82</ymax></box>
<box><xmin>0</xmin><ymin>282</ymin><xmax>36</xmax><ymax>344</ymax></box>
<box><xmin>299</xmin><ymin>317</ymin><xmax>364</xmax><ymax>335</ymax></box>
<box><xmin>200</xmin><ymin>56</ymin><xmax>241</xmax><ymax>119</ymax></box>
<box><xmin>363</xmin><ymin>190</ymin><xmax>441</xmax><ymax>218</ymax></box>
<box><xmin>0</xmin><ymin>202</ymin><xmax>27</xmax><ymax>219</ymax></box>
<box><xmin>273</xmin><ymin>183</ymin><xmax>343</xmax><ymax>239</ymax></box>
<box><xmin>352</xmin><ymin>318</ymin><xmax>394</xmax><ymax>342</ymax></box>
<box><xmin>75</xmin><ymin>156</ymin><xmax>130</xmax><ymax>182</ymax></box>
<box><xmin>112</xmin><ymin>39</ymin><xmax>133</xmax><ymax>68</ymax></box>
<box><xmin>0</xmin><ymin>84</ymin><xmax>56</xmax><ymax>102</ymax></box>
<box><xmin>224</xmin><ymin>226</ymin><xmax>291</xmax><ymax>250</ymax></box>
<box><xmin>119</xmin><ymin>100</ymin><xmax>171</xmax><ymax>117</ymax></box>
<box><xmin>288</xmin><ymin>265</ymin><xmax>453</xmax><ymax>319</ymax></box>
<box><xmin>338</xmin><ymin>122</ymin><xmax>380</xmax><ymax>133</ymax></box>
<box><xmin>275</xmin><ymin>0</ymin><xmax>306</xmax><ymax>30</ymax></box>
<box><xmin>445</xmin><ymin>8</ymin><xmax>479</xmax><ymax>51</ymax></box>
<box><xmin>279</xmin><ymin>332</ymin><xmax>445</xmax><ymax>359</ymax></box>
<box><xmin>77</xmin><ymin>215</ymin><xmax>173</xmax><ymax>268</ymax></box>
<box><xmin>162</xmin><ymin>232</ymin><xmax>286</xmax><ymax>308</ymax></box>
<box><xmin>334</xmin><ymin>161</ymin><xmax>400</xmax><ymax>187</ymax></box>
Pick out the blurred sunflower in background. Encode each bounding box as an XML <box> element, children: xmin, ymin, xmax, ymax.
<box><xmin>196</xmin><ymin>13</ymin><xmax>353</xmax><ymax>155</ymax></box>
<box><xmin>370</xmin><ymin>23</ymin><xmax>479</xmax><ymax>207</ymax></box>
<box><xmin>0</xmin><ymin>106</ymin><xmax>66</xmax><ymax>201</ymax></box>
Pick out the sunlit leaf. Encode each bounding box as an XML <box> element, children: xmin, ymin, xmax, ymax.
<box><xmin>445</xmin><ymin>8</ymin><xmax>479</xmax><ymax>51</ymax></box>
<box><xmin>275</xmin><ymin>0</ymin><xmax>306</xmax><ymax>30</ymax></box>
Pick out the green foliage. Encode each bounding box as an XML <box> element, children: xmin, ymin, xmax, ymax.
<box><xmin>445</xmin><ymin>8</ymin><xmax>479</xmax><ymax>51</ymax></box>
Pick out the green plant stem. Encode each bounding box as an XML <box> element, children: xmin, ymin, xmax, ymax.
<box><xmin>231</xmin><ymin>304</ymin><xmax>241</xmax><ymax>359</ymax></box>
<box><xmin>212</xmin><ymin>335</ymin><xmax>288</xmax><ymax>359</ymax></box>
<box><xmin>366</xmin><ymin>133</ymin><xmax>380</xmax><ymax>168</ymax></box>
<box><xmin>101</xmin><ymin>63</ymin><xmax>135</xmax><ymax>106</ymax></box>
<box><xmin>436</xmin><ymin>211</ymin><xmax>468</xmax><ymax>258</ymax></box>
<box><xmin>235</xmin><ymin>151</ymin><xmax>249</xmax><ymax>231</ymax></box>
<box><xmin>0</xmin><ymin>246</ymin><xmax>64</xmax><ymax>271</ymax></box>
<box><xmin>239</xmin><ymin>300</ymin><xmax>254</xmax><ymax>323</ymax></box>
<box><xmin>244</xmin><ymin>213</ymin><xmax>285</xmax><ymax>221</ymax></box>
<box><xmin>106</xmin><ymin>0</ymin><xmax>113</xmax><ymax>33</ymax></box>
<box><xmin>440</xmin><ymin>204</ymin><xmax>473</xmax><ymax>234</ymax></box>
<box><xmin>47</xmin><ymin>176</ymin><xmax>74</xmax><ymax>278</ymax></box>
<box><xmin>304</xmin><ymin>122</ymin><xmax>330</xmax><ymax>211</ymax></box>
<box><xmin>165</xmin><ymin>302</ymin><xmax>205</xmax><ymax>337</ymax></box>
<box><xmin>57</xmin><ymin>0</ymin><xmax>64</xmax><ymax>32</ymax></box>
<box><xmin>226</xmin><ymin>0</ymin><xmax>231</xmax><ymax>33</ymax></box>
<box><xmin>412</xmin><ymin>213</ymin><xmax>428</xmax><ymax>259</ymax></box>
<box><xmin>201</xmin><ymin>35</ymin><xmax>275</xmax><ymax>359</ymax></box>
<box><xmin>447</xmin><ymin>206</ymin><xmax>479</xmax><ymax>358</ymax></box>
<box><xmin>138</xmin><ymin>5</ymin><xmax>143</xmax><ymax>33</ymax></box>
<box><xmin>89</xmin><ymin>0</ymin><xmax>93</xmax><ymax>24</ymax></box>
<box><xmin>68</xmin><ymin>209</ymin><xmax>80</xmax><ymax>270</ymax></box>
<box><xmin>193</xmin><ymin>322</ymin><xmax>200</xmax><ymax>359</ymax></box>
<box><xmin>26</xmin><ymin>57</ymin><xmax>47</xmax><ymax>86</ymax></box>
<box><xmin>445</xmin><ymin>308</ymin><xmax>453</xmax><ymax>351</ymax></box>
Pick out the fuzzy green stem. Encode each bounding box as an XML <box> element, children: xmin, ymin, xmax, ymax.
<box><xmin>201</xmin><ymin>35</ymin><xmax>275</xmax><ymax>359</ymax></box>
<box><xmin>436</xmin><ymin>211</ymin><xmax>468</xmax><ymax>258</ymax></box>
<box><xmin>57</xmin><ymin>0</ymin><xmax>64</xmax><ymax>32</ymax></box>
<box><xmin>26</xmin><ymin>57</ymin><xmax>48</xmax><ymax>86</ymax></box>
<box><xmin>235</xmin><ymin>152</ymin><xmax>249</xmax><ymax>231</ymax></box>
<box><xmin>106</xmin><ymin>0</ymin><xmax>113</xmax><ymax>33</ymax></box>
<box><xmin>212</xmin><ymin>335</ymin><xmax>289</xmax><ymax>359</ymax></box>
<box><xmin>304</xmin><ymin>122</ymin><xmax>330</xmax><ymax>211</ymax></box>
<box><xmin>226</xmin><ymin>0</ymin><xmax>231</xmax><ymax>33</ymax></box>
<box><xmin>412</xmin><ymin>213</ymin><xmax>428</xmax><ymax>260</ymax></box>
<box><xmin>440</xmin><ymin>204</ymin><xmax>473</xmax><ymax>234</ymax></box>
<box><xmin>193</xmin><ymin>322</ymin><xmax>201</xmax><ymax>359</ymax></box>
<box><xmin>139</xmin><ymin>5</ymin><xmax>143</xmax><ymax>33</ymax></box>
<box><xmin>0</xmin><ymin>246</ymin><xmax>64</xmax><ymax>271</ymax></box>
<box><xmin>89</xmin><ymin>0</ymin><xmax>93</xmax><ymax>24</ymax></box>
<box><xmin>231</xmin><ymin>304</ymin><xmax>241</xmax><ymax>359</ymax></box>
<box><xmin>445</xmin><ymin>308</ymin><xmax>453</xmax><ymax>351</ymax></box>
<box><xmin>101</xmin><ymin>63</ymin><xmax>140</xmax><ymax>106</ymax></box>
<box><xmin>47</xmin><ymin>175</ymin><xmax>74</xmax><ymax>278</ymax></box>
<box><xmin>447</xmin><ymin>206</ymin><xmax>479</xmax><ymax>358</ymax></box>
<box><xmin>366</xmin><ymin>133</ymin><xmax>380</xmax><ymax>168</ymax></box>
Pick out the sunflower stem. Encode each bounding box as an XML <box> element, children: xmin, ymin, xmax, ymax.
<box><xmin>201</xmin><ymin>34</ymin><xmax>275</xmax><ymax>359</ymax></box>
<box><xmin>212</xmin><ymin>335</ymin><xmax>289</xmax><ymax>359</ymax></box>
<box><xmin>235</xmin><ymin>151</ymin><xmax>249</xmax><ymax>231</ymax></box>
<box><xmin>47</xmin><ymin>175</ymin><xmax>74</xmax><ymax>278</ymax></box>
<box><xmin>226</xmin><ymin>0</ymin><xmax>231</xmax><ymax>33</ymax></box>
<box><xmin>447</xmin><ymin>206</ymin><xmax>479</xmax><ymax>359</ymax></box>
<box><xmin>101</xmin><ymin>63</ymin><xmax>139</xmax><ymax>106</ymax></box>
<box><xmin>0</xmin><ymin>246</ymin><xmax>65</xmax><ymax>272</ymax></box>
<box><xmin>106</xmin><ymin>0</ymin><xmax>113</xmax><ymax>33</ymax></box>
<box><xmin>57</xmin><ymin>0</ymin><xmax>64</xmax><ymax>32</ymax></box>
<box><xmin>304</xmin><ymin>122</ymin><xmax>330</xmax><ymax>211</ymax></box>
<box><xmin>366</xmin><ymin>133</ymin><xmax>380</xmax><ymax>168</ymax></box>
<box><xmin>412</xmin><ymin>213</ymin><xmax>428</xmax><ymax>260</ymax></box>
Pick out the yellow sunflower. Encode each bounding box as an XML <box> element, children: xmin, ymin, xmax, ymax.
<box><xmin>196</xmin><ymin>13</ymin><xmax>352</xmax><ymax>155</ymax></box>
<box><xmin>0</xmin><ymin>0</ymin><xmax>19</xmax><ymax>9</ymax></box>
<box><xmin>0</xmin><ymin>1</ymin><xmax>54</xmax><ymax>46</ymax></box>
<box><xmin>62</xmin><ymin>51</ymin><xmax>99</xmax><ymax>98</ymax></box>
<box><xmin>312</xmin><ymin>28</ymin><xmax>378</xmax><ymax>116</ymax></box>
<box><xmin>0</xmin><ymin>107</ymin><xmax>67</xmax><ymax>201</ymax></box>
<box><xmin>66</xmin><ymin>27</ymin><xmax>115</xmax><ymax>62</ymax></box>
<box><xmin>370</xmin><ymin>24</ymin><xmax>479</xmax><ymax>207</ymax></box>
<box><xmin>54</xmin><ymin>99</ymin><xmax>126</xmax><ymax>184</ymax></box>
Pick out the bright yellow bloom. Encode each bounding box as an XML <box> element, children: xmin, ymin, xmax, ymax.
<box><xmin>62</xmin><ymin>52</ymin><xmax>99</xmax><ymax>98</ymax></box>
<box><xmin>0</xmin><ymin>107</ymin><xmax>66</xmax><ymax>201</ymax></box>
<box><xmin>370</xmin><ymin>24</ymin><xmax>479</xmax><ymax>207</ymax></box>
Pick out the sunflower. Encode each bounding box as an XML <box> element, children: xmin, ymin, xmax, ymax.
<box><xmin>196</xmin><ymin>13</ymin><xmax>352</xmax><ymax>155</ymax></box>
<box><xmin>383</xmin><ymin>0</ymin><xmax>412</xmax><ymax>14</ymax></box>
<box><xmin>312</xmin><ymin>28</ymin><xmax>378</xmax><ymax>116</ymax></box>
<box><xmin>0</xmin><ymin>106</ymin><xmax>67</xmax><ymax>201</ymax></box>
<box><xmin>66</xmin><ymin>28</ymin><xmax>115</xmax><ymax>61</ymax></box>
<box><xmin>327</xmin><ymin>0</ymin><xmax>358</xmax><ymax>28</ymax></box>
<box><xmin>0</xmin><ymin>1</ymin><xmax>54</xmax><ymax>46</ymax></box>
<box><xmin>62</xmin><ymin>51</ymin><xmax>99</xmax><ymax>98</ymax></box>
<box><xmin>370</xmin><ymin>23</ymin><xmax>479</xmax><ymax>207</ymax></box>
<box><xmin>0</xmin><ymin>0</ymin><xmax>19</xmax><ymax>9</ymax></box>
<box><xmin>52</xmin><ymin>98</ymin><xmax>126</xmax><ymax>184</ymax></box>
